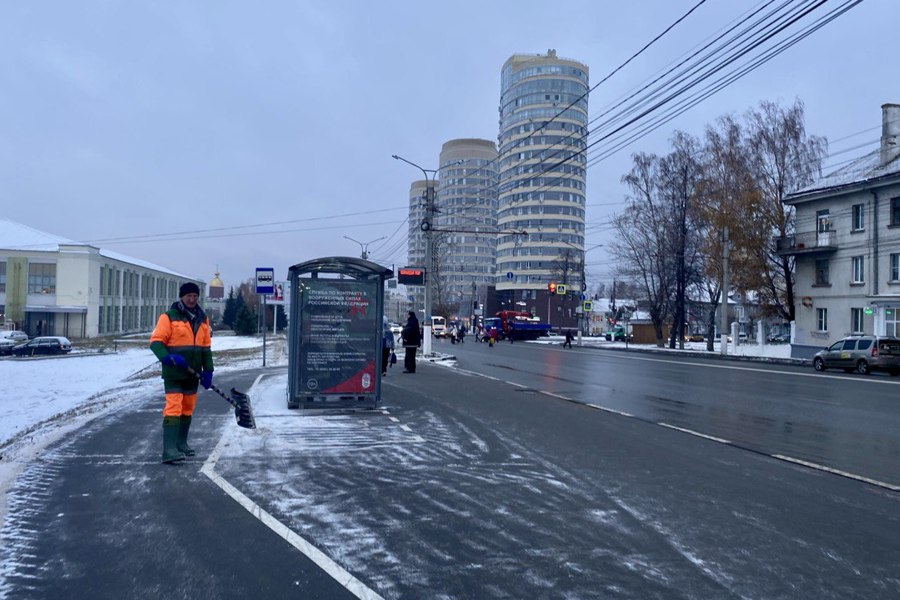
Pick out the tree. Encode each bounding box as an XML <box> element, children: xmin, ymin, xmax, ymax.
<box><xmin>613</xmin><ymin>152</ymin><xmax>673</xmax><ymax>346</ymax></box>
<box><xmin>744</xmin><ymin>99</ymin><xmax>827</xmax><ymax>321</ymax></box>
<box><xmin>233</xmin><ymin>304</ymin><xmax>257</xmax><ymax>335</ymax></box>
<box><xmin>696</xmin><ymin>115</ymin><xmax>761</xmax><ymax>349</ymax></box>
<box><xmin>657</xmin><ymin>131</ymin><xmax>704</xmax><ymax>349</ymax></box>
<box><xmin>222</xmin><ymin>287</ymin><xmax>239</xmax><ymax>328</ymax></box>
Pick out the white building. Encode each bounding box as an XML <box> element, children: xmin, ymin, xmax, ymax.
<box><xmin>0</xmin><ymin>219</ymin><xmax>204</xmax><ymax>339</ymax></box>
<box><xmin>782</xmin><ymin>103</ymin><xmax>900</xmax><ymax>357</ymax></box>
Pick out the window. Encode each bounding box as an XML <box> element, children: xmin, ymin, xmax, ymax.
<box><xmin>27</xmin><ymin>263</ymin><xmax>56</xmax><ymax>294</ymax></box>
<box><xmin>893</xmin><ymin>254</ymin><xmax>900</xmax><ymax>281</ymax></box>
<box><xmin>816</xmin><ymin>209</ymin><xmax>831</xmax><ymax>232</ymax></box>
<box><xmin>0</xmin><ymin>261</ymin><xmax>5</xmax><ymax>293</ymax></box>
<box><xmin>851</xmin><ymin>308</ymin><xmax>864</xmax><ymax>333</ymax></box>
<box><xmin>852</xmin><ymin>256</ymin><xmax>865</xmax><ymax>283</ymax></box>
<box><xmin>841</xmin><ymin>339</ymin><xmax>856</xmax><ymax>350</ymax></box>
<box><xmin>852</xmin><ymin>204</ymin><xmax>865</xmax><ymax>231</ymax></box>
<box><xmin>816</xmin><ymin>307</ymin><xmax>828</xmax><ymax>332</ymax></box>
<box><xmin>892</xmin><ymin>197</ymin><xmax>900</xmax><ymax>226</ymax></box>
<box><xmin>815</xmin><ymin>259</ymin><xmax>830</xmax><ymax>285</ymax></box>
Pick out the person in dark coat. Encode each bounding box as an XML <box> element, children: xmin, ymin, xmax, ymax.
<box><xmin>563</xmin><ymin>329</ymin><xmax>574</xmax><ymax>348</ymax></box>
<box><xmin>401</xmin><ymin>311</ymin><xmax>421</xmax><ymax>373</ymax></box>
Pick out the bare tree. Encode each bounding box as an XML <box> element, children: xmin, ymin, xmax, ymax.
<box><xmin>658</xmin><ymin>131</ymin><xmax>704</xmax><ymax>349</ymax></box>
<box><xmin>612</xmin><ymin>153</ymin><xmax>672</xmax><ymax>346</ymax></box>
<box><xmin>745</xmin><ymin>99</ymin><xmax>827</xmax><ymax>321</ymax></box>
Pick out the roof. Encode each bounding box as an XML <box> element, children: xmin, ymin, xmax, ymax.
<box><xmin>0</xmin><ymin>218</ymin><xmax>197</xmax><ymax>280</ymax></box>
<box><xmin>288</xmin><ymin>256</ymin><xmax>393</xmax><ymax>280</ymax></box>
<box><xmin>786</xmin><ymin>149</ymin><xmax>900</xmax><ymax>203</ymax></box>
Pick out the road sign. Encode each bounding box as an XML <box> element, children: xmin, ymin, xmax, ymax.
<box><xmin>583</xmin><ymin>300</ymin><xmax>593</xmax><ymax>312</ymax></box>
<box><xmin>556</xmin><ymin>284</ymin><xmax>567</xmax><ymax>295</ymax></box>
<box><xmin>506</xmin><ymin>272</ymin><xmax>514</xmax><ymax>280</ymax></box>
<box><xmin>581</xmin><ymin>282</ymin><xmax>587</xmax><ymax>291</ymax></box>
<box><xmin>256</xmin><ymin>268</ymin><xmax>274</xmax><ymax>294</ymax></box>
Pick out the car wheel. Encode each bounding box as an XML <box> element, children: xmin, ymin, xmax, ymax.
<box><xmin>813</xmin><ymin>357</ymin><xmax>826</xmax><ymax>372</ymax></box>
<box><xmin>856</xmin><ymin>360</ymin><xmax>870</xmax><ymax>375</ymax></box>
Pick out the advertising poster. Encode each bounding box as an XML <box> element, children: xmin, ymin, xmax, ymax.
<box><xmin>299</xmin><ymin>279</ymin><xmax>377</xmax><ymax>394</ymax></box>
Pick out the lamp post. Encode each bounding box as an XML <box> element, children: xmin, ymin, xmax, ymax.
<box><xmin>392</xmin><ymin>154</ymin><xmax>463</xmax><ymax>357</ymax></box>
<box><xmin>343</xmin><ymin>235</ymin><xmax>386</xmax><ymax>260</ymax></box>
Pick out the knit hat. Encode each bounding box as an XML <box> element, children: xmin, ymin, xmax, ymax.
<box><xmin>179</xmin><ymin>282</ymin><xmax>200</xmax><ymax>297</ymax></box>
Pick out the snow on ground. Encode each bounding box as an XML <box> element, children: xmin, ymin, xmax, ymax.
<box><xmin>0</xmin><ymin>333</ymin><xmax>283</xmax><ymax>523</ymax></box>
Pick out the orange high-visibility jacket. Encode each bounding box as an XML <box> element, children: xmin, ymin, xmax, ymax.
<box><xmin>150</xmin><ymin>302</ymin><xmax>213</xmax><ymax>381</ymax></box>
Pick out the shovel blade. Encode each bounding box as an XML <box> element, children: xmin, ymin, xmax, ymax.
<box><xmin>231</xmin><ymin>388</ymin><xmax>257</xmax><ymax>429</ymax></box>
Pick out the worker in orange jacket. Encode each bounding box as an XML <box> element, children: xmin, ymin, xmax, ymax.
<box><xmin>150</xmin><ymin>282</ymin><xmax>214</xmax><ymax>464</ymax></box>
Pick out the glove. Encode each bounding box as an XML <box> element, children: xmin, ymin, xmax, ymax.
<box><xmin>161</xmin><ymin>354</ymin><xmax>188</xmax><ymax>369</ymax></box>
<box><xmin>200</xmin><ymin>370</ymin><xmax>213</xmax><ymax>390</ymax></box>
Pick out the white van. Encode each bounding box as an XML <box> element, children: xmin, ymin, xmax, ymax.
<box><xmin>431</xmin><ymin>316</ymin><xmax>447</xmax><ymax>337</ymax></box>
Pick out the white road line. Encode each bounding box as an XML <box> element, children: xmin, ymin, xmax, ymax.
<box><xmin>772</xmin><ymin>454</ymin><xmax>900</xmax><ymax>492</ymax></box>
<box><xmin>202</xmin><ymin>374</ymin><xmax>384</xmax><ymax>600</ymax></box>
<box><xmin>540</xmin><ymin>391</ymin><xmax>572</xmax><ymax>401</ymax></box>
<box><xmin>586</xmin><ymin>403</ymin><xmax>634</xmax><ymax>418</ymax></box>
<box><xmin>399</xmin><ymin>424</ymin><xmax>413</xmax><ymax>433</ymax></box>
<box><xmin>658</xmin><ymin>423</ymin><xmax>732</xmax><ymax>444</ymax></box>
<box><xmin>506</xmin><ymin>381</ymin><xmax>528</xmax><ymax>388</ymax></box>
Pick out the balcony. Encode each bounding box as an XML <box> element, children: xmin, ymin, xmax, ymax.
<box><xmin>776</xmin><ymin>230</ymin><xmax>837</xmax><ymax>256</ymax></box>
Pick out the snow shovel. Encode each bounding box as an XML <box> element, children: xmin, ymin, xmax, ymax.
<box><xmin>185</xmin><ymin>366</ymin><xmax>256</xmax><ymax>429</ymax></box>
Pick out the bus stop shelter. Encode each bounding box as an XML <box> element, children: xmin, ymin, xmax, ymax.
<box><xmin>287</xmin><ymin>257</ymin><xmax>393</xmax><ymax>409</ymax></box>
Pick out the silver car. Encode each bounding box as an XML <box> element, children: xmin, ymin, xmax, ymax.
<box><xmin>812</xmin><ymin>335</ymin><xmax>900</xmax><ymax>375</ymax></box>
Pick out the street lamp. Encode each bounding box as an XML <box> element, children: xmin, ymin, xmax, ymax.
<box><xmin>392</xmin><ymin>154</ymin><xmax>463</xmax><ymax>356</ymax></box>
<box><xmin>343</xmin><ymin>235</ymin><xmax>386</xmax><ymax>260</ymax></box>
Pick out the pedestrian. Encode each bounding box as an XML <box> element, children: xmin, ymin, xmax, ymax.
<box><xmin>488</xmin><ymin>326</ymin><xmax>498</xmax><ymax>347</ymax></box>
<box><xmin>563</xmin><ymin>329</ymin><xmax>574</xmax><ymax>348</ymax></box>
<box><xmin>36</xmin><ymin>320</ymin><xmax>43</xmax><ymax>336</ymax></box>
<box><xmin>458</xmin><ymin>324</ymin><xmax>466</xmax><ymax>344</ymax></box>
<box><xmin>150</xmin><ymin>282</ymin><xmax>214</xmax><ymax>464</ymax></box>
<box><xmin>401</xmin><ymin>311</ymin><xmax>421</xmax><ymax>373</ymax></box>
<box><xmin>382</xmin><ymin>315</ymin><xmax>395</xmax><ymax>377</ymax></box>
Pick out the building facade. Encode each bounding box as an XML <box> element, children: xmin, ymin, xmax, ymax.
<box><xmin>436</xmin><ymin>138</ymin><xmax>499</xmax><ymax>316</ymax></box>
<box><xmin>496</xmin><ymin>51</ymin><xmax>589</xmax><ymax>290</ymax></box>
<box><xmin>781</xmin><ymin>103</ymin><xmax>900</xmax><ymax>357</ymax></box>
<box><xmin>0</xmin><ymin>219</ymin><xmax>204</xmax><ymax>339</ymax></box>
<box><xmin>495</xmin><ymin>50</ymin><xmax>589</xmax><ymax>328</ymax></box>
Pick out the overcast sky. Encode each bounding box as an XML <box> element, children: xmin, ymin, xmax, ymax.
<box><xmin>0</xmin><ymin>1</ymin><xmax>894</xmax><ymax>291</ymax></box>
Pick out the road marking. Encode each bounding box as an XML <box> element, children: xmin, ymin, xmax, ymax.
<box><xmin>455</xmin><ymin>366</ymin><xmax>900</xmax><ymax>494</ymax></box>
<box><xmin>507</xmin><ymin>381</ymin><xmax>528</xmax><ymax>388</ymax></box>
<box><xmin>586</xmin><ymin>403</ymin><xmax>633</xmax><ymax>417</ymax></box>
<box><xmin>658</xmin><ymin>423</ymin><xmax>731</xmax><ymax>444</ymax></box>
<box><xmin>772</xmin><ymin>455</ymin><xmax>900</xmax><ymax>492</ymax></box>
<box><xmin>202</xmin><ymin>374</ymin><xmax>384</xmax><ymax>600</ymax></box>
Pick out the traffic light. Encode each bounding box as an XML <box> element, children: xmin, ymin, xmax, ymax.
<box><xmin>548</xmin><ymin>282</ymin><xmax>557</xmax><ymax>294</ymax></box>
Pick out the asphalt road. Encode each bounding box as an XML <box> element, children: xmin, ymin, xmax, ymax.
<box><xmin>2</xmin><ymin>346</ymin><xmax>899</xmax><ymax>599</ymax></box>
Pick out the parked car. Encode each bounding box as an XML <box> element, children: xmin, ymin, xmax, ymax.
<box><xmin>0</xmin><ymin>330</ymin><xmax>28</xmax><ymax>343</ymax></box>
<box><xmin>767</xmin><ymin>333</ymin><xmax>791</xmax><ymax>344</ymax></box>
<box><xmin>11</xmin><ymin>336</ymin><xmax>73</xmax><ymax>357</ymax></box>
<box><xmin>812</xmin><ymin>335</ymin><xmax>900</xmax><ymax>375</ymax></box>
<box><xmin>0</xmin><ymin>338</ymin><xmax>18</xmax><ymax>355</ymax></box>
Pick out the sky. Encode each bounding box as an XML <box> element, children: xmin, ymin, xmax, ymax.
<box><xmin>0</xmin><ymin>0</ymin><xmax>895</xmax><ymax>291</ymax></box>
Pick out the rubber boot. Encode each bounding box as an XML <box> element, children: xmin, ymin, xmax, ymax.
<box><xmin>162</xmin><ymin>417</ymin><xmax>186</xmax><ymax>464</ymax></box>
<box><xmin>176</xmin><ymin>415</ymin><xmax>196</xmax><ymax>457</ymax></box>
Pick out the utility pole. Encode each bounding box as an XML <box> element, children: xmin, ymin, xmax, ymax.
<box><xmin>392</xmin><ymin>154</ymin><xmax>463</xmax><ymax>357</ymax></box>
<box><xmin>720</xmin><ymin>225</ymin><xmax>730</xmax><ymax>356</ymax></box>
<box><xmin>343</xmin><ymin>235</ymin><xmax>386</xmax><ymax>260</ymax></box>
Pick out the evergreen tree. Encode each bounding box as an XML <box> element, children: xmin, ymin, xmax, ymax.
<box><xmin>234</xmin><ymin>304</ymin><xmax>257</xmax><ymax>335</ymax></box>
<box><xmin>222</xmin><ymin>287</ymin><xmax>238</xmax><ymax>328</ymax></box>
<box><xmin>275</xmin><ymin>304</ymin><xmax>287</xmax><ymax>331</ymax></box>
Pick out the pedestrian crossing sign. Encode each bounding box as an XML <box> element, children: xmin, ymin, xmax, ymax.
<box><xmin>582</xmin><ymin>300</ymin><xmax>593</xmax><ymax>312</ymax></box>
